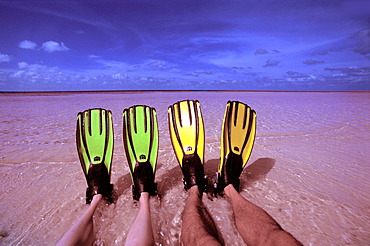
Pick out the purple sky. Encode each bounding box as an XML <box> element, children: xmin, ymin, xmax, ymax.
<box><xmin>0</xmin><ymin>0</ymin><xmax>369</xmax><ymax>91</ymax></box>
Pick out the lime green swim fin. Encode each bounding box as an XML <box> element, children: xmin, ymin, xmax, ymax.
<box><xmin>168</xmin><ymin>100</ymin><xmax>207</xmax><ymax>192</ymax></box>
<box><xmin>214</xmin><ymin>101</ymin><xmax>256</xmax><ymax>193</ymax></box>
<box><xmin>76</xmin><ymin>108</ymin><xmax>114</xmax><ymax>204</ymax></box>
<box><xmin>123</xmin><ymin>105</ymin><xmax>158</xmax><ymax>200</ymax></box>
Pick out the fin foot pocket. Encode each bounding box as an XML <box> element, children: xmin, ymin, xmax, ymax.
<box><xmin>214</xmin><ymin>153</ymin><xmax>243</xmax><ymax>193</ymax></box>
<box><xmin>214</xmin><ymin>101</ymin><xmax>256</xmax><ymax>194</ymax></box>
<box><xmin>85</xmin><ymin>163</ymin><xmax>114</xmax><ymax>204</ymax></box>
<box><xmin>181</xmin><ymin>154</ymin><xmax>207</xmax><ymax>193</ymax></box>
<box><xmin>131</xmin><ymin>161</ymin><xmax>158</xmax><ymax>200</ymax></box>
<box><xmin>86</xmin><ymin>184</ymin><xmax>114</xmax><ymax>204</ymax></box>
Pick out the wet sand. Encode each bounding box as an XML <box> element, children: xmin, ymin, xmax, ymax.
<box><xmin>0</xmin><ymin>91</ymin><xmax>369</xmax><ymax>245</ymax></box>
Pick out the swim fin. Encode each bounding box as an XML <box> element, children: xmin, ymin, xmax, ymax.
<box><xmin>214</xmin><ymin>101</ymin><xmax>256</xmax><ymax>193</ymax></box>
<box><xmin>168</xmin><ymin>100</ymin><xmax>207</xmax><ymax>192</ymax></box>
<box><xmin>123</xmin><ymin>105</ymin><xmax>158</xmax><ymax>200</ymax></box>
<box><xmin>76</xmin><ymin>108</ymin><xmax>114</xmax><ymax>204</ymax></box>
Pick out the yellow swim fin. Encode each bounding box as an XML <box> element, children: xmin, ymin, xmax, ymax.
<box><xmin>215</xmin><ymin>101</ymin><xmax>256</xmax><ymax>192</ymax></box>
<box><xmin>168</xmin><ymin>100</ymin><xmax>207</xmax><ymax>192</ymax></box>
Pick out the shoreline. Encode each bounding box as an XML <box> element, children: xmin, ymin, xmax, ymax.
<box><xmin>1</xmin><ymin>90</ymin><xmax>369</xmax><ymax>96</ymax></box>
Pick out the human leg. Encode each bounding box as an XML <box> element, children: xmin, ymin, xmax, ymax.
<box><xmin>224</xmin><ymin>184</ymin><xmax>302</xmax><ymax>246</ymax></box>
<box><xmin>125</xmin><ymin>192</ymin><xmax>155</xmax><ymax>246</ymax></box>
<box><xmin>168</xmin><ymin>101</ymin><xmax>222</xmax><ymax>245</ymax></box>
<box><xmin>181</xmin><ymin>186</ymin><xmax>223</xmax><ymax>246</ymax></box>
<box><xmin>57</xmin><ymin>194</ymin><xmax>102</xmax><ymax>246</ymax></box>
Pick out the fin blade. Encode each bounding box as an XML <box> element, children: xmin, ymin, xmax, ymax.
<box><xmin>76</xmin><ymin>109</ymin><xmax>114</xmax><ymax>175</ymax></box>
<box><xmin>123</xmin><ymin>105</ymin><xmax>158</xmax><ymax>182</ymax></box>
<box><xmin>168</xmin><ymin>100</ymin><xmax>205</xmax><ymax>167</ymax></box>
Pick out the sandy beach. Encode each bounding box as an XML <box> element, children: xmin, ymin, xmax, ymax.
<box><xmin>0</xmin><ymin>91</ymin><xmax>369</xmax><ymax>245</ymax></box>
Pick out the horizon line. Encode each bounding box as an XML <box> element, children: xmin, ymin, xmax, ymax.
<box><xmin>1</xmin><ymin>89</ymin><xmax>369</xmax><ymax>94</ymax></box>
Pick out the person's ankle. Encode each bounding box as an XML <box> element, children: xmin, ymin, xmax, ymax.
<box><xmin>188</xmin><ymin>185</ymin><xmax>202</xmax><ymax>198</ymax></box>
<box><xmin>139</xmin><ymin>192</ymin><xmax>150</xmax><ymax>203</ymax></box>
<box><xmin>223</xmin><ymin>184</ymin><xmax>236</xmax><ymax>197</ymax></box>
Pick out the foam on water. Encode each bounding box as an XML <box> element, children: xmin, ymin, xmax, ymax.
<box><xmin>0</xmin><ymin>91</ymin><xmax>369</xmax><ymax>245</ymax></box>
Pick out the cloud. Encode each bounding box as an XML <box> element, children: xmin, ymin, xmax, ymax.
<box><xmin>18</xmin><ymin>61</ymin><xmax>29</xmax><ymax>69</ymax></box>
<box><xmin>303</xmin><ymin>59</ymin><xmax>325</xmax><ymax>65</ymax></box>
<box><xmin>19</xmin><ymin>40</ymin><xmax>37</xmax><ymax>50</ymax></box>
<box><xmin>19</xmin><ymin>40</ymin><xmax>70</xmax><ymax>53</ymax></box>
<box><xmin>263</xmin><ymin>59</ymin><xmax>280</xmax><ymax>67</ymax></box>
<box><xmin>314</xmin><ymin>51</ymin><xmax>328</xmax><ymax>56</ymax></box>
<box><xmin>245</xmin><ymin>73</ymin><xmax>257</xmax><ymax>77</ymax></box>
<box><xmin>74</xmin><ymin>30</ymin><xmax>85</xmax><ymax>35</ymax></box>
<box><xmin>0</xmin><ymin>53</ymin><xmax>11</xmax><ymax>63</ymax></box>
<box><xmin>231</xmin><ymin>66</ymin><xmax>244</xmax><ymax>73</ymax></box>
<box><xmin>254</xmin><ymin>48</ymin><xmax>269</xmax><ymax>55</ymax></box>
<box><xmin>17</xmin><ymin>61</ymin><xmax>56</xmax><ymax>72</ymax></box>
<box><xmin>286</xmin><ymin>71</ymin><xmax>313</xmax><ymax>79</ymax></box>
<box><xmin>184</xmin><ymin>70</ymin><xmax>214</xmax><ymax>77</ymax></box>
<box><xmin>88</xmin><ymin>54</ymin><xmax>100</xmax><ymax>59</ymax></box>
<box><xmin>145</xmin><ymin>59</ymin><xmax>172</xmax><ymax>70</ymax></box>
<box><xmin>41</xmin><ymin>41</ymin><xmax>69</xmax><ymax>53</ymax></box>
<box><xmin>9</xmin><ymin>62</ymin><xmax>60</xmax><ymax>85</ymax></box>
<box><xmin>352</xmin><ymin>28</ymin><xmax>370</xmax><ymax>55</ymax></box>
<box><xmin>324</xmin><ymin>66</ymin><xmax>370</xmax><ymax>77</ymax></box>
<box><xmin>111</xmin><ymin>73</ymin><xmax>126</xmax><ymax>79</ymax></box>
<box><xmin>93</xmin><ymin>58</ymin><xmax>130</xmax><ymax>70</ymax></box>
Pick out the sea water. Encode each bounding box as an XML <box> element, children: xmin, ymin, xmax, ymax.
<box><xmin>0</xmin><ymin>91</ymin><xmax>369</xmax><ymax>245</ymax></box>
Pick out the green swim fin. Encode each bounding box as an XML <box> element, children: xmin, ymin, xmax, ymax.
<box><xmin>123</xmin><ymin>105</ymin><xmax>158</xmax><ymax>200</ymax></box>
<box><xmin>76</xmin><ymin>108</ymin><xmax>114</xmax><ymax>204</ymax></box>
<box><xmin>214</xmin><ymin>101</ymin><xmax>256</xmax><ymax>193</ymax></box>
<box><xmin>168</xmin><ymin>100</ymin><xmax>207</xmax><ymax>192</ymax></box>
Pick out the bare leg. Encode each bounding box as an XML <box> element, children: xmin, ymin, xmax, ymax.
<box><xmin>125</xmin><ymin>192</ymin><xmax>155</xmax><ymax>246</ymax></box>
<box><xmin>181</xmin><ymin>186</ymin><xmax>223</xmax><ymax>246</ymax></box>
<box><xmin>57</xmin><ymin>194</ymin><xmax>102</xmax><ymax>246</ymax></box>
<box><xmin>224</xmin><ymin>184</ymin><xmax>302</xmax><ymax>246</ymax></box>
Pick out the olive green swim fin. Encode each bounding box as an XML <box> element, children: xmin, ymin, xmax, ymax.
<box><xmin>123</xmin><ymin>105</ymin><xmax>158</xmax><ymax>200</ymax></box>
<box><xmin>168</xmin><ymin>100</ymin><xmax>207</xmax><ymax>192</ymax></box>
<box><xmin>214</xmin><ymin>101</ymin><xmax>256</xmax><ymax>193</ymax></box>
<box><xmin>76</xmin><ymin>108</ymin><xmax>114</xmax><ymax>204</ymax></box>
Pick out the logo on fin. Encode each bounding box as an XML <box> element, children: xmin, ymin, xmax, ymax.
<box><xmin>140</xmin><ymin>154</ymin><xmax>146</xmax><ymax>160</ymax></box>
<box><xmin>94</xmin><ymin>156</ymin><xmax>101</xmax><ymax>162</ymax></box>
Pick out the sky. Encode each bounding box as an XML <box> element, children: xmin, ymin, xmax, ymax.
<box><xmin>0</xmin><ymin>0</ymin><xmax>369</xmax><ymax>91</ymax></box>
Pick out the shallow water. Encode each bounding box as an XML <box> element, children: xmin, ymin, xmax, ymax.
<box><xmin>0</xmin><ymin>91</ymin><xmax>369</xmax><ymax>245</ymax></box>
